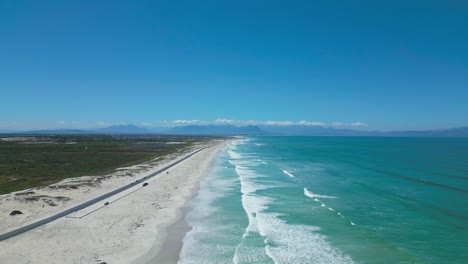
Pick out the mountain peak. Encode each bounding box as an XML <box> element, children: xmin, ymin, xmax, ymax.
<box><xmin>97</xmin><ymin>124</ymin><xmax>150</xmax><ymax>134</ymax></box>
<box><xmin>165</xmin><ymin>124</ymin><xmax>266</xmax><ymax>135</ymax></box>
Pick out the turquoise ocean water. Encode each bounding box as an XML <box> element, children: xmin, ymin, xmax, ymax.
<box><xmin>179</xmin><ymin>137</ymin><xmax>468</xmax><ymax>263</ymax></box>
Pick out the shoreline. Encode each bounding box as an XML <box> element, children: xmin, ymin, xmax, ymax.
<box><xmin>137</xmin><ymin>204</ymin><xmax>191</xmax><ymax>264</ymax></box>
<box><xmin>0</xmin><ymin>140</ymin><xmax>228</xmax><ymax>264</ymax></box>
<box><xmin>136</xmin><ymin>142</ymin><xmax>223</xmax><ymax>264</ymax></box>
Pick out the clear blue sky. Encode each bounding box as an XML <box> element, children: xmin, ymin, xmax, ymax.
<box><xmin>1</xmin><ymin>0</ymin><xmax>467</xmax><ymax>130</ymax></box>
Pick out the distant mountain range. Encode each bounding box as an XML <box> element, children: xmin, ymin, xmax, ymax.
<box><xmin>259</xmin><ymin>125</ymin><xmax>468</xmax><ymax>137</ymax></box>
<box><xmin>5</xmin><ymin>125</ymin><xmax>151</xmax><ymax>135</ymax></box>
<box><xmin>1</xmin><ymin>124</ymin><xmax>468</xmax><ymax>137</ymax></box>
<box><xmin>166</xmin><ymin>125</ymin><xmax>265</xmax><ymax>135</ymax></box>
<box><xmin>96</xmin><ymin>124</ymin><xmax>151</xmax><ymax>134</ymax></box>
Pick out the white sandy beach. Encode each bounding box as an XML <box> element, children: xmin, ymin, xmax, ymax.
<box><xmin>0</xmin><ymin>140</ymin><xmax>227</xmax><ymax>264</ymax></box>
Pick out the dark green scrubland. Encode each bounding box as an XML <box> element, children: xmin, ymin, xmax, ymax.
<box><xmin>0</xmin><ymin>134</ymin><xmax>213</xmax><ymax>195</ymax></box>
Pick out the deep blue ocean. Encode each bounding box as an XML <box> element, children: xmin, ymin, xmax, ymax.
<box><xmin>179</xmin><ymin>137</ymin><xmax>468</xmax><ymax>263</ymax></box>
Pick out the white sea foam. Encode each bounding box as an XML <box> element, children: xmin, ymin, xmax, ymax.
<box><xmin>229</xmin><ymin>139</ymin><xmax>353</xmax><ymax>264</ymax></box>
<box><xmin>261</xmin><ymin>161</ymin><xmax>268</xmax><ymax>165</ymax></box>
<box><xmin>256</xmin><ymin>212</ymin><xmax>354</xmax><ymax>264</ymax></box>
<box><xmin>233</xmin><ymin>241</ymin><xmax>271</xmax><ymax>264</ymax></box>
<box><xmin>181</xmin><ymin>231</ymin><xmax>236</xmax><ymax>264</ymax></box>
<box><xmin>304</xmin><ymin>188</ymin><xmax>356</xmax><ymax>226</ymax></box>
<box><xmin>304</xmin><ymin>188</ymin><xmax>337</xmax><ymax>199</ymax></box>
<box><xmin>180</xmin><ymin>145</ymin><xmax>241</xmax><ymax>264</ymax></box>
<box><xmin>188</xmin><ymin>174</ymin><xmax>237</xmax><ymax>219</ymax></box>
<box><xmin>235</xmin><ymin>165</ymin><xmax>271</xmax><ymax>193</ymax></box>
<box><xmin>228</xmin><ymin>150</ymin><xmax>242</xmax><ymax>160</ymax></box>
<box><xmin>282</xmin><ymin>170</ymin><xmax>295</xmax><ymax>178</ymax></box>
<box><xmin>234</xmin><ymin>162</ymin><xmax>273</xmax><ymax>234</ymax></box>
<box><xmin>242</xmin><ymin>194</ymin><xmax>272</xmax><ymax>234</ymax></box>
<box><xmin>186</xmin><ymin>152</ymin><xmax>237</xmax><ymax>220</ymax></box>
<box><xmin>231</xmin><ymin>145</ymin><xmax>352</xmax><ymax>264</ymax></box>
<box><xmin>233</xmin><ymin>159</ymin><xmax>276</xmax><ymax>263</ymax></box>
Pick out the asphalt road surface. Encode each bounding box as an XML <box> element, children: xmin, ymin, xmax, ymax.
<box><xmin>0</xmin><ymin>147</ymin><xmax>206</xmax><ymax>242</ymax></box>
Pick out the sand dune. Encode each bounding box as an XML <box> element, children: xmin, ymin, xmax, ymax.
<box><xmin>0</xmin><ymin>140</ymin><xmax>227</xmax><ymax>264</ymax></box>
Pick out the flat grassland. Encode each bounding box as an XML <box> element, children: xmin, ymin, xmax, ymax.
<box><xmin>0</xmin><ymin>134</ymin><xmax>211</xmax><ymax>194</ymax></box>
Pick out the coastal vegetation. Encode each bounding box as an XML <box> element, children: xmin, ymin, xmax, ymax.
<box><xmin>0</xmin><ymin>134</ymin><xmax>212</xmax><ymax>194</ymax></box>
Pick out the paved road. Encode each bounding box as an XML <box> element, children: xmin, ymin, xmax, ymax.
<box><xmin>0</xmin><ymin>147</ymin><xmax>207</xmax><ymax>242</ymax></box>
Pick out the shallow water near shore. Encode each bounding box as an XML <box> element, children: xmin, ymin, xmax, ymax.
<box><xmin>179</xmin><ymin>137</ymin><xmax>468</xmax><ymax>263</ymax></box>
